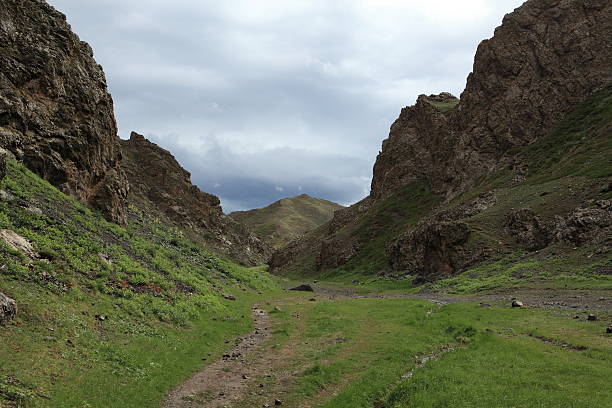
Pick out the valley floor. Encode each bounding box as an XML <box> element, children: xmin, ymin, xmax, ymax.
<box><xmin>163</xmin><ymin>285</ymin><xmax>612</xmax><ymax>408</ymax></box>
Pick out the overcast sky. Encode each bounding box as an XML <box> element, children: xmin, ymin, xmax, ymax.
<box><xmin>50</xmin><ymin>0</ymin><xmax>524</xmax><ymax>212</ymax></box>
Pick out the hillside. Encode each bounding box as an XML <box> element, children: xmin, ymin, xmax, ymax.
<box><xmin>270</xmin><ymin>0</ymin><xmax>612</xmax><ymax>286</ymax></box>
<box><xmin>230</xmin><ymin>194</ymin><xmax>343</xmax><ymax>249</ymax></box>
<box><xmin>0</xmin><ymin>158</ymin><xmax>275</xmax><ymax>406</ymax></box>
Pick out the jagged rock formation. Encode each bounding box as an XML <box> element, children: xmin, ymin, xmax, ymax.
<box><xmin>0</xmin><ymin>0</ymin><xmax>128</xmax><ymax>223</ymax></box>
<box><xmin>121</xmin><ymin>132</ymin><xmax>271</xmax><ymax>265</ymax></box>
<box><xmin>229</xmin><ymin>194</ymin><xmax>343</xmax><ymax>249</ymax></box>
<box><xmin>271</xmin><ymin>0</ymin><xmax>612</xmax><ymax>281</ymax></box>
<box><xmin>372</xmin><ymin>0</ymin><xmax>612</xmax><ymax>200</ymax></box>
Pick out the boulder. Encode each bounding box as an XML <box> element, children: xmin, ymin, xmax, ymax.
<box><xmin>0</xmin><ymin>229</ymin><xmax>38</xmax><ymax>258</ymax></box>
<box><xmin>0</xmin><ymin>292</ymin><xmax>17</xmax><ymax>325</ymax></box>
<box><xmin>290</xmin><ymin>284</ymin><xmax>314</xmax><ymax>292</ymax></box>
<box><xmin>511</xmin><ymin>300</ymin><xmax>524</xmax><ymax>308</ymax></box>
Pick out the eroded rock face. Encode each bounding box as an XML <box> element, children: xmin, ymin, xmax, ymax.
<box><xmin>552</xmin><ymin>200</ymin><xmax>611</xmax><ymax>246</ymax></box>
<box><xmin>0</xmin><ymin>292</ymin><xmax>17</xmax><ymax>325</ymax></box>
<box><xmin>504</xmin><ymin>208</ymin><xmax>551</xmax><ymax>251</ymax></box>
<box><xmin>121</xmin><ymin>132</ymin><xmax>271</xmax><ymax>265</ymax></box>
<box><xmin>371</xmin><ymin>0</ymin><xmax>612</xmax><ymax>201</ymax></box>
<box><xmin>317</xmin><ymin>237</ymin><xmax>360</xmax><ymax>271</ymax></box>
<box><xmin>389</xmin><ymin>221</ymin><xmax>483</xmax><ymax>282</ymax></box>
<box><xmin>0</xmin><ymin>0</ymin><xmax>128</xmax><ymax>223</ymax></box>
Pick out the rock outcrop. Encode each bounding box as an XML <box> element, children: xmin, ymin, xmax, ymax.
<box><xmin>552</xmin><ymin>200</ymin><xmax>611</xmax><ymax>246</ymax></box>
<box><xmin>388</xmin><ymin>221</ymin><xmax>476</xmax><ymax>282</ymax></box>
<box><xmin>0</xmin><ymin>292</ymin><xmax>16</xmax><ymax>325</ymax></box>
<box><xmin>371</xmin><ymin>0</ymin><xmax>612</xmax><ymax>200</ymax></box>
<box><xmin>121</xmin><ymin>132</ymin><xmax>271</xmax><ymax>265</ymax></box>
<box><xmin>504</xmin><ymin>208</ymin><xmax>551</xmax><ymax>251</ymax></box>
<box><xmin>271</xmin><ymin>0</ymin><xmax>612</xmax><ymax>280</ymax></box>
<box><xmin>0</xmin><ymin>0</ymin><xmax>128</xmax><ymax>223</ymax></box>
<box><xmin>0</xmin><ymin>229</ymin><xmax>38</xmax><ymax>258</ymax></box>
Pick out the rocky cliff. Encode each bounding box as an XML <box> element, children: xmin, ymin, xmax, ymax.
<box><xmin>121</xmin><ymin>132</ymin><xmax>271</xmax><ymax>265</ymax></box>
<box><xmin>271</xmin><ymin>0</ymin><xmax>612</xmax><ymax>281</ymax></box>
<box><xmin>230</xmin><ymin>194</ymin><xmax>343</xmax><ymax>249</ymax></box>
<box><xmin>0</xmin><ymin>0</ymin><xmax>128</xmax><ymax>223</ymax></box>
<box><xmin>371</xmin><ymin>0</ymin><xmax>612</xmax><ymax>200</ymax></box>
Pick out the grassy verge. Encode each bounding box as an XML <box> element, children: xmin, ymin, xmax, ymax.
<box><xmin>236</xmin><ymin>296</ymin><xmax>612</xmax><ymax>407</ymax></box>
<box><xmin>0</xmin><ymin>160</ymin><xmax>280</xmax><ymax>407</ymax></box>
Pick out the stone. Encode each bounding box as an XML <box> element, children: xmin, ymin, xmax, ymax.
<box><xmin>289</xmin><ymin>284</ymin><xmax>314</xmax><ymax>292</ymax></box>
<box><xmin>0</xmin><ymin>190</ymin><xmax>14</xmax><ymax>201</ymax></box>
<box><xmin>275</xmin><ymin>399</ymin><xmax>283</xmax><ymax>406</ymax></box>
<box><xmin>222</xmin><ymin>294</ymin><xmax>236</xmax><ymax>301</ymax></box>
<box><xmin>0</xmin><ymin>229</ymin><xmax>38</xmax><ymax>258</ymax></box>
<box><xmin>587</xmin><ymin>314</ymin><xmax>597</xmax><ymax>321</ymax></box>
<box><xmin>512</xmin><ymin>300</ymin><xmax>524</xmax><ymax>308</ymax></box>
<box><xmin>0</xmin><ymin>0</ymin><xmax>129</xmax><ymax>224</ymax></box>
<box><xmin>0</xmin><ymin>292</ymin><xmax>17</xmax><ymax>325</ymax></box>
<box><xmin>606</xmin><ymin>326</ymin><xmax>612</xmax><ymax>334</ymax></box>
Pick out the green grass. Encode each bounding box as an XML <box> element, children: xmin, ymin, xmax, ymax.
<box><xmin>523</xmin><ymin>85</ymin><xmax>612</xmax><ymax>181</ymax></box>
<box><xmin>428</xmin><ymin>98</ymin><xmax>460</xmax><ymax>113</ymax></box>
<box><xmin>233</xmin><ymin>296</ymin><xmax>612</xmax><ymax>407</ymax></box>
<box><xmin>424</xmin><ymin>249</ymin><xmax>612</xmax><ymax>294</ymax></box>
<box><xmin>0</xmin><ymin>160</ymin><xmax>280</xmax><ymax>407</ymax></box>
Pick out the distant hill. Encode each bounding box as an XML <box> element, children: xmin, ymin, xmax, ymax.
<box><xmin>230</xmin><ymin>194</ymin><xmax>343</xmax><ymax>249</ymax></box>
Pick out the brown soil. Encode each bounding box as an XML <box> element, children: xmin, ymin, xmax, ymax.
<box><xmin>163</xmin><ymin>306</ymin><xmax>273</xmax><ymax>408</ymax></box>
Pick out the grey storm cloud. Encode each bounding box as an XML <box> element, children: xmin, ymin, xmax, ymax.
<box><xmin>49</xmin><ymin>0</ymin><xmax>525</xmax><ymax>212</ymax></box>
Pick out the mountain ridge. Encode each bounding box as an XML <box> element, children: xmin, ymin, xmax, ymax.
<box><xmin>230</xmin><ymin>194</ymin><xmax>343</xmax><ymax>249</ymax></box>
<box><xmin>270</xmin><ymin>0</ymin><xmax>612</xmax><ymax>281</ymax></box>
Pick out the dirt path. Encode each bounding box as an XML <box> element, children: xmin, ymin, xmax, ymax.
<box><xmin>163</xmin><ymin>306</ymin><xmax>273</xmax><ymax>408</ymax></box>
<box><xmin>164</xmin><ymin>287</ymin><xmax>611</xmax><ymax>407</ymax></box>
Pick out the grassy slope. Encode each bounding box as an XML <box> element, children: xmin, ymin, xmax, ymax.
<box><xmin>234</xmin><ymin>296</ymin><xmax>612</xmax><ymax>407</ymax></box>
<box><xmin>230</xmin><ymin>195</ymin><xmax>343</xmax><ymax>249</ymax></box>
<box><xmin>277</xmin><ymin>86</ymin><xmax>612</xmax><ymax>290</ymax></box>
<box><xmin>0</xmin><ymin>161</ymin><xmax>279</xmax><ymax>407</ymax></box>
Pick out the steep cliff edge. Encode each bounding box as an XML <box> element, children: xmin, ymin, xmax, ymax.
<box><xmin>371</xmin><ymin>0</ymin><xmax>611</xmax><ymax>200</ymax></box>
<box><xmin>230</xmin><ymin>194</ymin><xmax>343</xmax><ymax>249</ymax></box>
<box><xmin>121</xmin><ymin>132</ymin><xmax>271</xmax><ymax>266</ymax></box>
<box><xmin>271</xmin><ymin>0</ymin><xmax>612</xmax><ymax>282</ymax></box>
<box><xmin>0</xmin><ymin>0</ymin><xmax>128</xmax><ymax>223</ymax></box>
